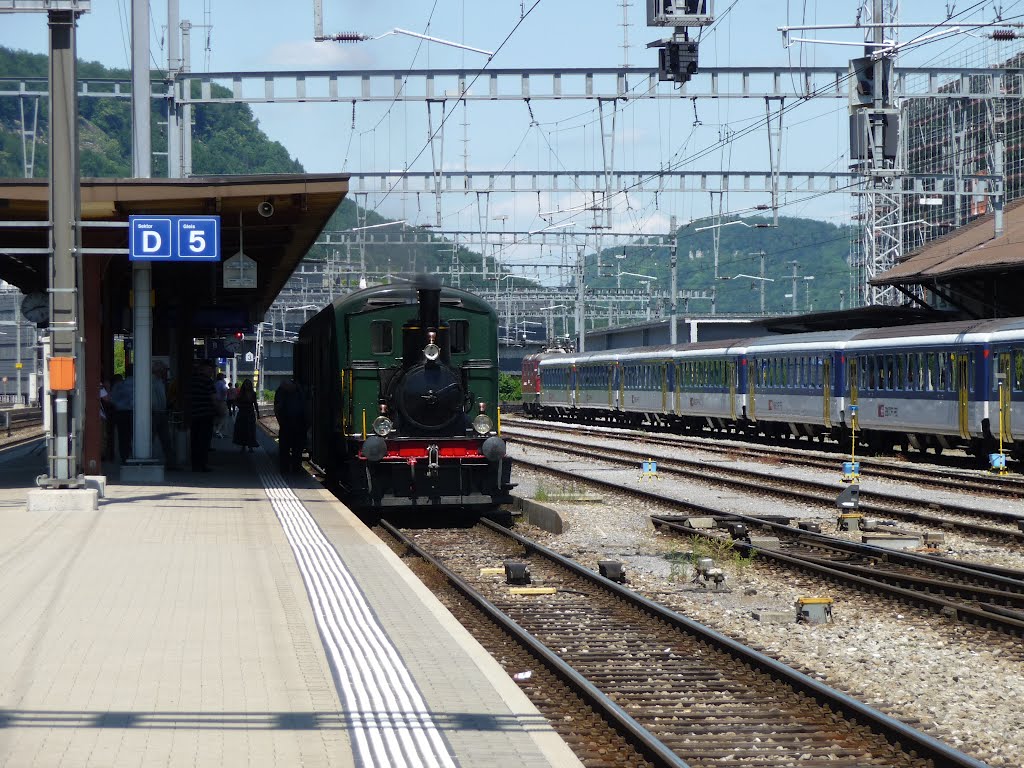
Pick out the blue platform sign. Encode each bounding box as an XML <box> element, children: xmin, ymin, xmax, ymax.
<box><xmin>129</xmin><ymin>215</ymin><xmax>221</xmax><ymax>262</ymax></box>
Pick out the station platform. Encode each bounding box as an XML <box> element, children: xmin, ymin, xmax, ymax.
<box><xmin>0</xmin><ymin>433</ymin><xmax>581</xmax><ymax>768</ymax></box>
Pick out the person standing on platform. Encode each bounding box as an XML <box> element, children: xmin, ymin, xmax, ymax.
<box><xmin>190</xmin><ymin>360</ymin><xmax>217</xmax><ymax>472</ymax></box>
<box><xmin>213</xmin><ymin>372</ymin><xmax>229</xmax><ymax>438</ymax></box>
<box><xmin>99</xmin><ymin>378</ymin><xmax>113</xmax><ymax>461</ymax></box>
<box><xmin>232</xmin><ymin>379</ymin><xmax>259</xmax><ymax>452</ymax></box>
<box><xmin>274</xmin><ymin>377</ymin><xmax>306</xmax><ymax>474</ymax></box>
<box><xmin>226</xmin><ymin>381</ymin><xmax>238</xmax><ymax>416</ymax></box>
<box><xmin>151</xmin><ymin>360</ymin><xmax>176</xmax><ymax>469</ymax></box>
<box><xmin>109</xmin><ymin>368</ymin><xmax>134</xmax><ymax>463</ymax></box>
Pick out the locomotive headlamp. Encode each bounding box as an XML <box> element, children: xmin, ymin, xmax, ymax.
<box><xmin>372</xmin><ymin>416</ymin><xmax>394</xmax><ymax>436</ymax></box>
<box><xmin>423</xmin><ymin>330</ymin><xmax>441</xmax><ymax>362</ymax></box>
<box><xmin>473</xmin><ymin>413</ymin><xmax>493</xmax><ymax>435</ymax></box>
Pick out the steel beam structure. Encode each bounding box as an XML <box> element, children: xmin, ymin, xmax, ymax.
<box><xmin>343</xmin><ymin>168</ymin><xmax>999</xmax><ymax>197</ymax></box>
<box><xmin>317</xmin><ymin>229</ymin><xmax>674</xmax><ymax>247</ymax></box>
<box><xmin>855</xmin><ymin>0</ymin><xmax>901</xmax><ymax>307</ymax></box>
<box><xmin>2</xmin><ymin>66</ymin><xmax>1022</xmax><ymax>103</ymax></box>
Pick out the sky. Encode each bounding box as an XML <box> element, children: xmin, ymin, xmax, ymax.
<box><xmin>2</xmin><ymin>1</ymin><xmax>1022</xmax><ymax>281</ymax></box>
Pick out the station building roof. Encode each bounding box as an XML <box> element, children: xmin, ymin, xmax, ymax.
<box><xmin>0</xmin><ymin>173</ymin><xmax>347</xmax><ymax>331</ymax></box>
<box><xmin>872</xmin><ymin>197</ymin><xmax>1024</xmax><ymax>317</ymax></box>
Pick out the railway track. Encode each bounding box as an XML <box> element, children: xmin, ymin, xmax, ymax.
<box><xmin>379</xmin><ymin>519</ymin><xmax>985</xmax><ymax>768</ymax></box>
<box><xmin>504</xmin><ymin>416</ymin><xmax>1024</xmax><ymax>501</ymax></box>
<box><xmin>506</xmin><ymin>429</ymin><xmax>1024</xmax><ymax>543</ymax></box>
<box><xmin>510</xmin><ymin>441</ymin><xmax>1024</xmax><ymax>635</ymax></box>
<box><xmin>650</xmin><ymin>515</ymin><xmax>1024</xmax><ymax>637</ymax></box>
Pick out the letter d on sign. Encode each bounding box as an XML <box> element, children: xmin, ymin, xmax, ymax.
<box><xmin>142</xmin><ymin>230</ymin><xmax>162</xmax><ymax>253</ymax></box>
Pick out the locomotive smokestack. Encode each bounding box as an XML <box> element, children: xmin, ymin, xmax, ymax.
<box><xmin>416</xmin><ymin>274</ymin><xmax>442</xmax><ymax>329</ymax></box>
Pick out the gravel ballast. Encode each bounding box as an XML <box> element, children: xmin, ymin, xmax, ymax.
<box><xmin>508</xmin><ymin>440</ymin><xmax>1024</xmax><ymax>767</ymax></box>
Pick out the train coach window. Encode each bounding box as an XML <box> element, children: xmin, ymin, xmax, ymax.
<box><xmin>1016</xmin><ymin>351</ymin><xmax>1024</xmax><ymax>392</ymax></box>
<box><xmin>449</xmin><ymin>320</ymin><xmax>469</xmax><ymax>353</ymax></box>
<box><xmin>907</xmin><ymin>355</ymin><xmax>917</xmax><ymax>391</ymax></box>
<box><xmin>370</xmin><ymin>321</ymin><xmax>393</xmax><ymax>354</ymax></box>
<box><xmin>896</xmin><ymin>356</ymin><xmax>905</xmax><ymax>390</ymax></box>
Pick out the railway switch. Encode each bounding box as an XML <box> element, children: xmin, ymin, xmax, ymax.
<box><xmin>640</xmin><ymin>459</ymin><xmax>659</xmax><ymax>480</ymax></box>
<box><xmin>598</xmin><ymin>560</ymin><xmax>627</xmax><ymax>583</ymax></box>
<box><xmin>728</xmin><ymin>523</ymin><xmax>748</xmax><ymax>540</ymax></box>
<box><xmin>795</xmin><ymin>597</ymin><xmax>834</xmax><ymax>625</ymax></box>
<box><xmin>797</xmin><ymin>522</ymin><xmax>821</xmax><ymax>533</ymax></box>
<box><xmin>837</xmin><ymin>512</ymin><xmax>864</xmax><ymax>532</ymax></box>
<box><xmin>989</xmin><ymin>453</ymin><xmax>1008</xmax><ymax>475</ymax></box>
<box><xmin>693</xmin><ymin>557</ymin><xmax>726</xmax><ymax>590</ymax></box>
<box><xmin>504</xmin><ymin>561</ymin><xmax>531</xmax><ymax>585</ymax></box>
<box><xmin>859</xmin><ymin>518</ymin><xmax>880</xmax><ymax>532</ymax></box>
<box><xmin>835</xmin><ymin>484</ymin><xmax>860</xmax><ymax>512</ymax></box>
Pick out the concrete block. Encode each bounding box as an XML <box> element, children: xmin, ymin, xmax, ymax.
<box><xmin>27</xmin><ymin>488</ymin><xmax>98</xmax><ymax>512</ymax></box>
<box><xmin>83</xmin><ymin>475</ymin><xmax>107</xmax><ymax>499</ymax></box>
<box><xmin>923</xmin><ymin>531</ymin><xmax>946</xmax><ymax>546</ymax></box>
<box><xmin>512</xmin><ymin>496</ymin><xmax>564</xmax><ymax>534</ymax></box>
<box><xmin>862</xmin><ymin>533</ymin><xmax>922</xmax><ymax>550</ymax></box>
<box><xmin>747</xmin><ymin>536</ymin><xmax>781</xmax><ymax>550</ymax></box>
<box><xmin>752</xmin><ymin>610</ymin><xmax>792</xmax><ymax>624</ymax></box>
<box><xmin>683</xmin><ymin>517</ymin><xmax>716</xmax><ymax>529</ymax></box>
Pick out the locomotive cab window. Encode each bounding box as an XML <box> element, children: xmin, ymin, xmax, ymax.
<box><xmin>449</xmin><ymin>319</ymin><xmax>469</xmax><ymax>353</ymax></box>
<box><xmin>370</xmin><ymin>321</ymin><xmax>393</xmax><ymax>354</ymax></box>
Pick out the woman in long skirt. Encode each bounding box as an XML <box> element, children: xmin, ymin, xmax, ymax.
<box><xmin>232</xmin><ymin>379</ymin><xmax>260</xmax><ymax>451</ymax></box>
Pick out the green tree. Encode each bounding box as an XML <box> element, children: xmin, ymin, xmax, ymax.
<box><xmin>499</xmin><ymin>373</ymin><xmax>522</xmax><ymax>402</ymax></box>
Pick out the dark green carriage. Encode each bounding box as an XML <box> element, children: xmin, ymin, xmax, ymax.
<box><xmin>295</xmin><ymin>281</ymin><xmax>513</xmax><ymax>510</ymax></box>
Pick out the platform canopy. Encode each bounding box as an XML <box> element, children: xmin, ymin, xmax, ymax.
<box><xmin>872</xmin><ymin>198</ymin><xmax>1024</xmax><ymax>318</ymax></box>
<box><xmin>0</xmin><ymin>173</ymin><xmax>347</xmax><ymax>331</ymax></box>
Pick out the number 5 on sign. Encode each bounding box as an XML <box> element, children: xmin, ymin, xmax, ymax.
<box><xmin>188</xmin><ymin>229</ymin><xmax>206</xmax><ymax>252</ymax></box>
<box><xmin>177</xmin><ymin>218</ymin><xmax>219</xmax><ymax>260</ymax></box>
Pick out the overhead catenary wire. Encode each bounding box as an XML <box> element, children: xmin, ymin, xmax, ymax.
<box><xmin>372</xmin><ymin>1</ymin><xmax>544</xmax><ymax>215</ymax></box>
<box><xmin>362</xmin><ymin>2</ymin><xmax>1018</xmax><ymax>276</ymax></box>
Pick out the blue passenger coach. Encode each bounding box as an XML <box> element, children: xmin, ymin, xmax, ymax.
<box><xmin>744</xmin><ymin>331</ymin><xmax>857</xmax><ymax>440</ymax></box>
<box><xmin>527</xmin><ymin>317</ymin><xmax>1024</xmax><ymax>460</ymax></box>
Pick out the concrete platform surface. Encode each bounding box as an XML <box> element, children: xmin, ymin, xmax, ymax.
<box><xmin>0</xmin><ymin>433</ymin><xmax>582</xmax><ymax>768</ymax></box>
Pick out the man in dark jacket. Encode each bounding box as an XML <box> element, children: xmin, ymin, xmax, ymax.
<box><xmin>274</xmin><ymin>378</ymin><xmax>306</xmax><ymax>474</ymax></box>
<box><xmin>190</xmin><ymin>360</ymin><xmax>217</xmax><ymax>472</ymax></box>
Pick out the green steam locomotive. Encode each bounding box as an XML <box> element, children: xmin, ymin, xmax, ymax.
<box><xmin>294</xmin><ymin>278</ymin><xmax>513</xmax><ymax>511</ymax></box>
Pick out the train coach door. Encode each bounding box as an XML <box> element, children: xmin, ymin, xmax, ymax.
<box><xmin>728</xmin><ymin>361</ymin><xmax>737</xmax><ymax>420</ymax></box>
<box><xmin>956</xmin><ymin>353</ymin><xmax>970</xmax><ymax>439</ymax></box>
<box><xmin>748</xmin><ymin>358</ymin><xmax>757</xmax><ymax>421</ymax></box>
<box><xmin>822</xmin><ymin>357</ymin><xmax>832</xmax><ymax>429</ymax></box>
<box><xmin>661</xmin><ymin>363</ymin><xmax>668</xmax><ymax>412</ymax></box>
<box><xmin>999</xmin><ymin>353</ymin><xmax>1013</xmax><ymax>442</ymax></box>
<box><xmin>847</xmin><ymin>357</ymin><xmax>859</xmax><ymax>430</ymax></box>
<box><xmin>613</xmin><ymin>364</ymin><xmax>622</xmax><ymax>410</ymax></box>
